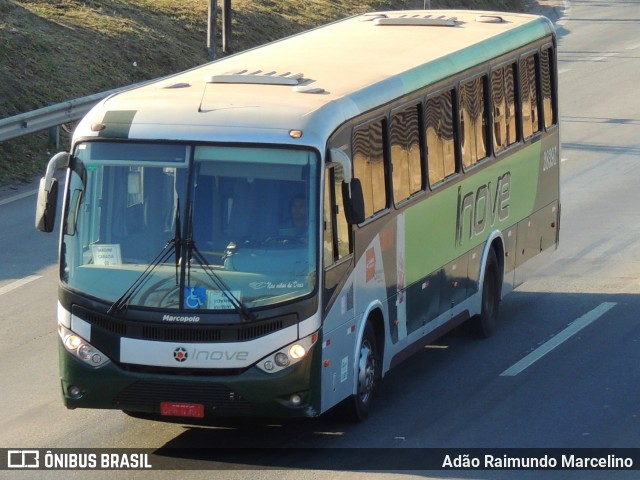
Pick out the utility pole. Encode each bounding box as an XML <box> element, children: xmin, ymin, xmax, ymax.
<box><xmin>207</xmin><ymin>0</ymin><xmax>218</xmax><ymax>59</ymax></box>
<box><xmin>222</xmin><ymin>0</ymin><xmax>232</xmax><ymax>54</ymax></box>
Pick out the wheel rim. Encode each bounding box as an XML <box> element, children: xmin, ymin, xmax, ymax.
<box><xmin>357</xmin><ymin>339</ymin><xmax>376</xmax><ymax>404</ymax></box>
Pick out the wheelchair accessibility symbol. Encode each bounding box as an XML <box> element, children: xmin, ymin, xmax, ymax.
<box><xmin>184</xmin><ymin>287</ymin><xmax>206</xmax><ymax>309</ymax></box>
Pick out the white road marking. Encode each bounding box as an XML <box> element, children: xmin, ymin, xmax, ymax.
<box><xmin>0</xmin><ymin>275</ymin><xmax>42</xmax><ymax>297</ymax></box>
<box><xmin>0</xmin><ymin>189</ymin><xmax>38</xmax><ymax>207</ymax></box>
<box><xmin>500</xmin><ymin>302</ymin><xmax>617</xmax><ymax>376</ymax></box>
<box><xmin>589</xmin><ymin>52</ymin><xmax>618</xmax><ymax>62</ymax></box>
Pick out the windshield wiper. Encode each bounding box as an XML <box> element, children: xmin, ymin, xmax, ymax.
<box><xmin>107</xmin><ymin>201</ymin><xmax>182</xmax><ymax>316</ymax></box>
<box><xmin>107</xmin><ymin>238</ymin><xmax>178</xmax><ymax>316</ymax></box>
<box><xmin>188</xmin><ymin>239</ymin><xmax>257</xmax><ymax>322</ymax></box>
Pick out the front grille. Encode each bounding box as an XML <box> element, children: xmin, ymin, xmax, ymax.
<box><xmin>113</xmin><ymin>380</ymin><xmax>253</xmax><ymax>414</ymax></box>
<box><xmin>142</xmin><ymin>325</ymin><xmax>222</xmax><ymax>342</ymax></box>
<box><xmin>72</xmin><ymin>305</ymin><xmax>296</xmax><ymax>343</ymax></box>
<box><xmin>121</xmin><ymin>363</ymin><xmax>247</xmax><ymax>376</ymax></box>
<box><xmin>238</xmin><ymin>320</ymin><xmax>284</xmax><ymax>340</ymax></box>
<box><xmin>82</xmin><ymin>310</ymin><xmax>127</xmax><ymax>335</ymax></box>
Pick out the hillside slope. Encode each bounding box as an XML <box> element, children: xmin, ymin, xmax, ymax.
<box><xmin>0</xmin><ymin>0</ymin><xmax>525</xmax><ymax>186</ymax></box>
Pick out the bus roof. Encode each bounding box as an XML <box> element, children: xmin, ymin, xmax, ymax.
<box><xmin>76</xmin><ymin>10</ymin><xmax>555</xmax><ymax>150</ymax></box>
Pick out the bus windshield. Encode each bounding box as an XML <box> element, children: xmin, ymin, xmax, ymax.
<box><xmin>62</xmin><ymin>141</ymin><xmax>319</xmax><ymax>313</ymax></box>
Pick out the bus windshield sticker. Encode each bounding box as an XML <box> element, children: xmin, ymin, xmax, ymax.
<box><xmin>184</xmin><ymin>287</ymin><xmax>207</xmax><ymax>309</ymax></box>
<box><xmin>207</xmin><ymin>290</ymin><xmax>243</xmax><ymax>309</ymax></box>
<box><xmin>91</xmin><ymin>244</ymin><xmax>122</xmax><ymax>266</ymax></box>
<box><xmin>249</xmin><ymin>281</ymin><xmax>305</xmax><ymax>290</ymax></box>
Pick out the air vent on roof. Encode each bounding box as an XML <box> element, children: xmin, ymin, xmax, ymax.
<box><xmin>476</xmin><ymin>15</ymin><xmax>505</xmax><ymax>23</ymax></box>
<box><xmin>369</xmin><ymin>14</ymin><xmax>457</xmax><ymax>27</ymax></box>
<box><xmin>292</xmin><ymin>85</ymin><xmax>326</xmax><ymax>94</ymax></box>
<box><xmin>157</xmin><ymin>82</ymin><xmax>191</xmax><ymax>89</ymax></box>
<box><xmin>360</xmin><ymin>13</ymin><xmax>388</xmax><ymax>22</ymax></box>
<box><xmin>205</xmin><ymin>70</ymin><xmax>304</xmax><ymax>86</ymax></box>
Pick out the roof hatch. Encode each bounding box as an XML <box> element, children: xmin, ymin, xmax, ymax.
<box><xmin>361</xmin><ymin>12</ymin><xmax>458</xmax><ymax>27</ymax></box>
<box><xmin>475</xmin><ymin>15</ymin><xmax>505</xmax><ymax>23</ymax></box>
<box><xmin>205</xmin><ymin>70</ymin><xmax>305</xmax><ymax>86</ymax></box>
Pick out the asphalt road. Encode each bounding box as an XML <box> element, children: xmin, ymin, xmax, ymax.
<box><xmin>1</xmin><ymin>1</ymin><xmax>640</xmax><ymax>479</ymax></box>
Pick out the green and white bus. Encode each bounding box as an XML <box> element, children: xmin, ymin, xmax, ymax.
<box><xmin>36</xmin><ymin>9</ymin><xmax>559</xmax><ymax>421</ymax></box>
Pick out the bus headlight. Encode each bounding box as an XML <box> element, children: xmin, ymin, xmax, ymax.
<box><xmin>257</xmin><ymin>332</ymin><xmax>318</xmax><ymax>373</ymax></box>
<box><xmin>289</xmin><ymin>344</ymin><xmax>307</xmax><ymax>359</ymax></box>
<box><xmin>274</xmin><ymin>352</ymin><xmax>290</xmax><ymax>367</ymax></box>
<box><xmin>58</xmin><ymin>324</ymin><xmax>111</xmax><ymax>368</ymax></box>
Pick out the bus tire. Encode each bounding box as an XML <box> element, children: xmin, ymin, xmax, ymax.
<box><xmin>469</xmin><ymin>248</ymin><xmax>501</xmax><ymax>338</ymax></box>
<box><xmin>345</xmin><ymin>321</ymin><xmax>380</xmax><ymax>421</ymax></box>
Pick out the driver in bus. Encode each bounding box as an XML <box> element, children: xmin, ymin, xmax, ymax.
<box><xmin>279</xmin><ymin>195</ymin><xmax>308</xmax><ymax>242</ymax></box>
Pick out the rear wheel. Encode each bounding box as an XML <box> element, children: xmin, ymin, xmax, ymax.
<box><xmin>468</xmin><ymin>248</ymin><xmax>501</xmax><ymax>338</ymax></box>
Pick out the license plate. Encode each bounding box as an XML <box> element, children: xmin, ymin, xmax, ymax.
<box><xmin>160</xmin><ymin>402</ymin><xmax>205</xmax><ymax>418</ymax></box>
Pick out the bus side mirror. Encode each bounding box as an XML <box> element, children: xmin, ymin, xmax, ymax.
<box><xmin>35</xmin><ymin>177</ymin><xmax>59</xmax><ymax>232</ymax></box>
<box><xmin>342</xmin><ymin>179</ymin><xmax>365</xmax><ymax>225</ymax></box>
<box><xmin>35</xmin><ymin>152</ymin><xmax>69</xmax><ymax>233</ymax></box>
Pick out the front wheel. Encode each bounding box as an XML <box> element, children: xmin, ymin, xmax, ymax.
<box><xmin>345</xmin><ymin>322</ymin><xmax>380</xmax><ymax>421</ymax></box>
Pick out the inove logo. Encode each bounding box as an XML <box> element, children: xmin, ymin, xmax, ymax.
<box><xmin>173</xmin><ymin>347</ymin><xmax>188</xmax><ymax>362</ymax></box>
<box><xmin>171</xmin><ymin>346</ymin><xmax>250</xmax><ymax>363</ymax></box>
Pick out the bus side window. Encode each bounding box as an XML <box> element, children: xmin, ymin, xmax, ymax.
<box><xmin>520</xmin><ymin>53</ymin><xmax>540</xmax><ymax>139</ymax></box>
<box><xmin>426</xmin><ymin>89</ymin><xmax>456</xmax><ymax>186</ymax></box>
<box><xmin>390</xmin><ymin>104</ymin><xmax>422</xmax><ymax>204</ymax></box>
<box><xmin>491</xmin><ymin>62</ymin><xmax>518</xmax><ymax>153</ymax></box>
<box><xmin>323</xmin><ymin>165</ymin><xmax>350</xmax><ymax>268</ymax></box>
<box><xmin>353</xmin><ymin>119</ymin><xmax>387</xmax><ymax>218</ymax></box>
<box><xmin>459</xmin><ymin>75</ymin><xmax>489</xmax><ymax>169</ymax></box>
<box><xmin>540</xmin><ymin>46</ymin><xmax>557</xmax><ymax>129</ymax></box>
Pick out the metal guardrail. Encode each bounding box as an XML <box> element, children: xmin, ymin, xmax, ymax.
<box><xmin>0</xmin><ymin>85</ymin><xmax>131</xmax><ymax>143</ymax></box>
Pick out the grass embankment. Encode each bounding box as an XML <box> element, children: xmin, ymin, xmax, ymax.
<box><xmin>0</xmin><ymin>0</ymin><xmax>524</xmax><ymax>187</ymax></box>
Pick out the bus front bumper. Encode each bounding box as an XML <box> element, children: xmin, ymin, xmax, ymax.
<box><xmin>58</xmin><ymin>339</ymin><xmax>320</xmax><ymax>419</ymax></box>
